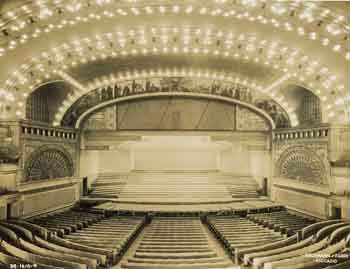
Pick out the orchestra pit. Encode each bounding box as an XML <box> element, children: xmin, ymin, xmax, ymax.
<box><xmin>0</xmin><ymin>0</ymin><xmax>350</xmax><ymax>268</ymax></box>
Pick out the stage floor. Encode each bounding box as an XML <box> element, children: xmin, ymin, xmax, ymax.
<box><xmin>85</xmin><ymin>197</ymin><xmax>282</xmax><ymax>214</ymax></box>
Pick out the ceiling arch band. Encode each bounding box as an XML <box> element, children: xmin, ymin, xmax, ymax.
<box><xmin>2</xmin><ymin>27</ymin><xmax>347</xmax><ymax>124</ymax></box>
<box><xmin>0</xmin><ymin>1</ymin><xmax>348</xmax><ymax>61</ymax></box>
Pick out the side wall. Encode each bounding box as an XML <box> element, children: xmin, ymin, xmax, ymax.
<box><xmin>12</xmin><ymin>178</ymin><xmax>82</xmax><ymax>218</ymax></box>
<box><xmin>19</xmin><ymin>123</ymin><xmax>79</xmax><ymax>183</ymax></box>
<box><xmin>215</xmin><ymin>132</ymin><xmax>271</xmax><ymax>188</ymax></box>
<box><xmin>272</xmin><ymin>126</ymin><xmax>350</xmax><ymax>220</ymax></box>
<box><xmin>272</xmin><ymin>135</ymin><xmax>331</xmax><ymax>219</ymax></box>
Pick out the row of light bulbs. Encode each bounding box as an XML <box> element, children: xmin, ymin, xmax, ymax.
<box><xmin>51</xmin><ymin>67</ymin><xmax>298</xmax><ymax>127</ymax></box>
<box><xmin>7</xmin><ymin>28</ymin><xmax>345</xmax><ymax>94</ymax></box>
<box><xmin>5</xmin><ymin>28</ymin><xmax>347</xmax><ymax>124</ymax></box>
<box><xmin>0</xmin><ymin>1</ymin><xmax>349</xmax><ymax>61</ymax></box>
<box><xmin>10</xmin><ymin>70</ymin><xmax>346</xmax><ymax>125</ymax></box>
<box><xmin>14</xmin><ymin>65</ymin><xmax>341</xmax><ymax>126</ymax></box>
<box><xmin>2</xmin><ymin>0</ymin><xmax>345</xmax><ymax>32</ymax></box>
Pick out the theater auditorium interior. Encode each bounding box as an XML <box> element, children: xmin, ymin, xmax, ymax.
<box><xmin>0</xmin><ymin>0</ymin><xmax>349</xmax><ymax>268</ymax></box>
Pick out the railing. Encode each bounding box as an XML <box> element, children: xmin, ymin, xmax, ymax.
<box><xmin>273</xmin><ymin>125</ymin><xmax>330</xmax><ymax>141</ymax></box>
<box><xmin>20</xmin><ymin>121</ymin><xmax>78</xmax><ymax>140</ymax></box>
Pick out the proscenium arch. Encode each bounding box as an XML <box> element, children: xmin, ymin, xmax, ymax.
<box><xmin>54</xmin><ymin>69</ymin><xmax>296</xmax><ymax>127</ymax></box>
<box><xmin>74</xmin><ymin>92</ymin><xmax>277</xmax><ymax>130</ymax></box>
<box><xmin>28</xmin><ymin>80</ymin><xmax>67</xmax><ymax>92</ymax></box>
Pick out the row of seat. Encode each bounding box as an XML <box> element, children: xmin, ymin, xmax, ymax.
<box><xmin>90</xmin><ymin>174</ymin><xmax>126</xmax><ymax>198</ymax></box>
<box><xmin>0</xmin><ymin>209</ymin><xmax>146</xmax><ymax>268</ymax></box>
<box><xmin>61</xmin><ymin>215</ymin><xmax>145</xmax><ymax>263</ymax></box>
<box><xmin>121</xmin><ymin>217</ymin><xmax>236</xmax><ymax>269</ymax></box>
<box><xmin>240</xmin><ymin>220</ymin><xmax>350</xmax><ymax>269</ymax></box>
<box><xmin>31</xmin><ymin>210</ymin><xmax>105</xmax><ymax>236</ymax></box>
<box><xmin>0</xmin><ymin>213</ymin><xmax>109</xmax><ymax>268</ymax></box>
<box><xmin>226</xmin><ymin>184</ymin><xmax>259</xmax><ymax>198</ymax></box>
<box><xmin>0</xmin><ymin>206</ymin><xmax>347</xmax><ymax>269</ymax></box>
<box><xmin>206</xmin><ymin>214</ymin><xmax>286</xmax><ymax>264</ymax></box>
<box><xmin>207</xmin><ymin>214</ymin><xmax>350</xmax><ymax>269</ymax></box>
<box><xmin>27</xmin><ymin>210</ymin><xmax>145</xmax><ymax>263</ymax></box>
<box><xmin>247</xmin><ymin>210</ymin><xmax>316</xmax><ymax>236</ymax></box>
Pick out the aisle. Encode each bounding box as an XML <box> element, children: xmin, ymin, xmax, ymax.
<box><xmin>111</xmin><ymin>222</ymin><xmax>150</xmax><ymax>269</ymax></box>
<box><xmin>202</xmin><ymin>220</ymin><xmax>236</xmax><ymax>266</ymax></box>
<box><xmin>114</xmin><ymin>217</ymin><xmax>237</xmax><ymax>269</ymax></box>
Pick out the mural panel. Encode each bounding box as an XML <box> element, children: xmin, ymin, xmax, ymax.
<box><xmin>82</xmin><ymin>97</ymin><xmax>271</xmax><ymax>131</ymax></box>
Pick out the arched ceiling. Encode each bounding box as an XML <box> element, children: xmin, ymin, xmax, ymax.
<box><xmin>0</xmin><ymin>0</ymin><xmax>349</xmax><ymax>126</ymax></box>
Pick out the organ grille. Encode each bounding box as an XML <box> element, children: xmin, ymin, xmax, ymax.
<box><xmin>276</xmin><ymin>146</ymin><xmax>326</xmax><ymax>185</ymax></box>
<box><xmin>26</xmin><ymin>91</ymin><xmax>49</xmax><ymax>122</ymax></box>
<box><xmin>25</xmin><ymin>147</ymin><xmax>73</xmax><ymax>181</ymax></box>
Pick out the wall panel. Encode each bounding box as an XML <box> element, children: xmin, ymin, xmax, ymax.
<box><xmin>22</xmin><ymin>187</ymin><xmax>76</xmax><ymax>218</ymax></box>
<box><xmin>273</xmin><ymin>186</ymin><xmax>328</xmax><ymax>219</ymax></box>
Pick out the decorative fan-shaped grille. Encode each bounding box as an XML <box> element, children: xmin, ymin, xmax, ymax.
<box><xmin>25</xmin><ymin>147</ymin><xmax>73</xmax><ymax>181</ymax></box>
<box><xmin>276</xmin><ymin>146</ymin><xmax>326</xmax><ymax>184</ymax></box>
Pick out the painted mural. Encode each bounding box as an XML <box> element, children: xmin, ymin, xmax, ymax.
<box><xmin>62</xmin><ymin>77</ymin><xmax>290</xmax><ymax>128</ymax></box>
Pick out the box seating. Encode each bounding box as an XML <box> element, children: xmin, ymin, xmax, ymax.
<box><xmin>244</xmin><ymin>236</ymin><xmax>315</xmax><ymax>267</ymax></box>
<box><xmin>240</xmin><ymin>220</ymin><xmax>348</xmax><ymax>267</ymax></box>
<box><xmin>0</xmin><ymin>224</ymin><xmax>88</xmax><ymax>269</ymax></box>
<box><xmin>0</xmin><ymin>220</ymin><xmax>104</xmax><ymax>268</ymax></box>
<box><xmin>321</xmin><ymin>248</ymin><xmax>350</xmax><ymax>269</ymax></box>
<box><xmin>0</xmin><ymin>211</ymin><xmax>146</xmax><ymax>268</ymax></box>
<box><xmin>31</xmin><ymin>211</ymin><xmax>105</xmax><ymax>235</ymax></box>
<box><xmin>259</xmin><ymin>237</ymin><xmax>330</xmax><ymax>269</ymax></box>
<box><xmin>206</xmin><ymin>215</ymin><xmax>285</xmax><ymax>263</ymax></box>
<box><xmin>8</xmin><ymin>220</ymin><xmax>50</xmax><ymax>239</ymax></box>
<box><xmin>242</xmin><ymin>222</ymin><xmax>349</xmax><ymax>269</ymax></box>
<box><xmin>302</xmin><ymin>220</ymin><xmax>345</xmax><ymax>239</ymax></box>
<box><xmin>324</xmin><ymin>261</ymin><xmax>350</xmax><ymax>269</ymax></box>
<box><xmin>329</xmin><ymin>226</ymin><xmax>350</xmax><ymax>244</ymax></box>
<box><xmin>316</xmin><ymin>223</ymin><xmax>350</xmax><ymax>240</ymax></box>
<box><xmin>273</xmin><ymin>241</ymin><xmax>349</xmax><ymax>269</ymax></box>
<box><xmin>0</xmin><ymin>250</ymin><xmax>47</xmax><ymax>269</ymax></box>
<box><xmin>18</xmin><ymin>210</ymin><xmax>143</xmax><ymax>266</ymax></box>
<box><xmin>247</xmin><ymin>211</ymin><xmax>316</xmax><ymax>235</ymax></box>
<box><xmin>239</xmin><ymin>234</ymin><xmax>298</xmax><ymax>265</ymax></box>
<box><xmin>61</xmin><ymin>216</ymin><xmax>145</xmax><ymax>263</ymax></box>
<box><xmin>121</xmin><ymin>217</ymin><xmax>236</xmax><ymax>269</ymax></box>
<box><xmin>0</xmin><ymin>241</ymin><xmax>64</xmax><ymax>269</ymax></box>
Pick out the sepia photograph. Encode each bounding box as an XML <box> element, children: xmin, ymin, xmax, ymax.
<box><xmin>0</xmin><ymin>0</ymin><xmax>349</xmax><ymax>268</ymax></box>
